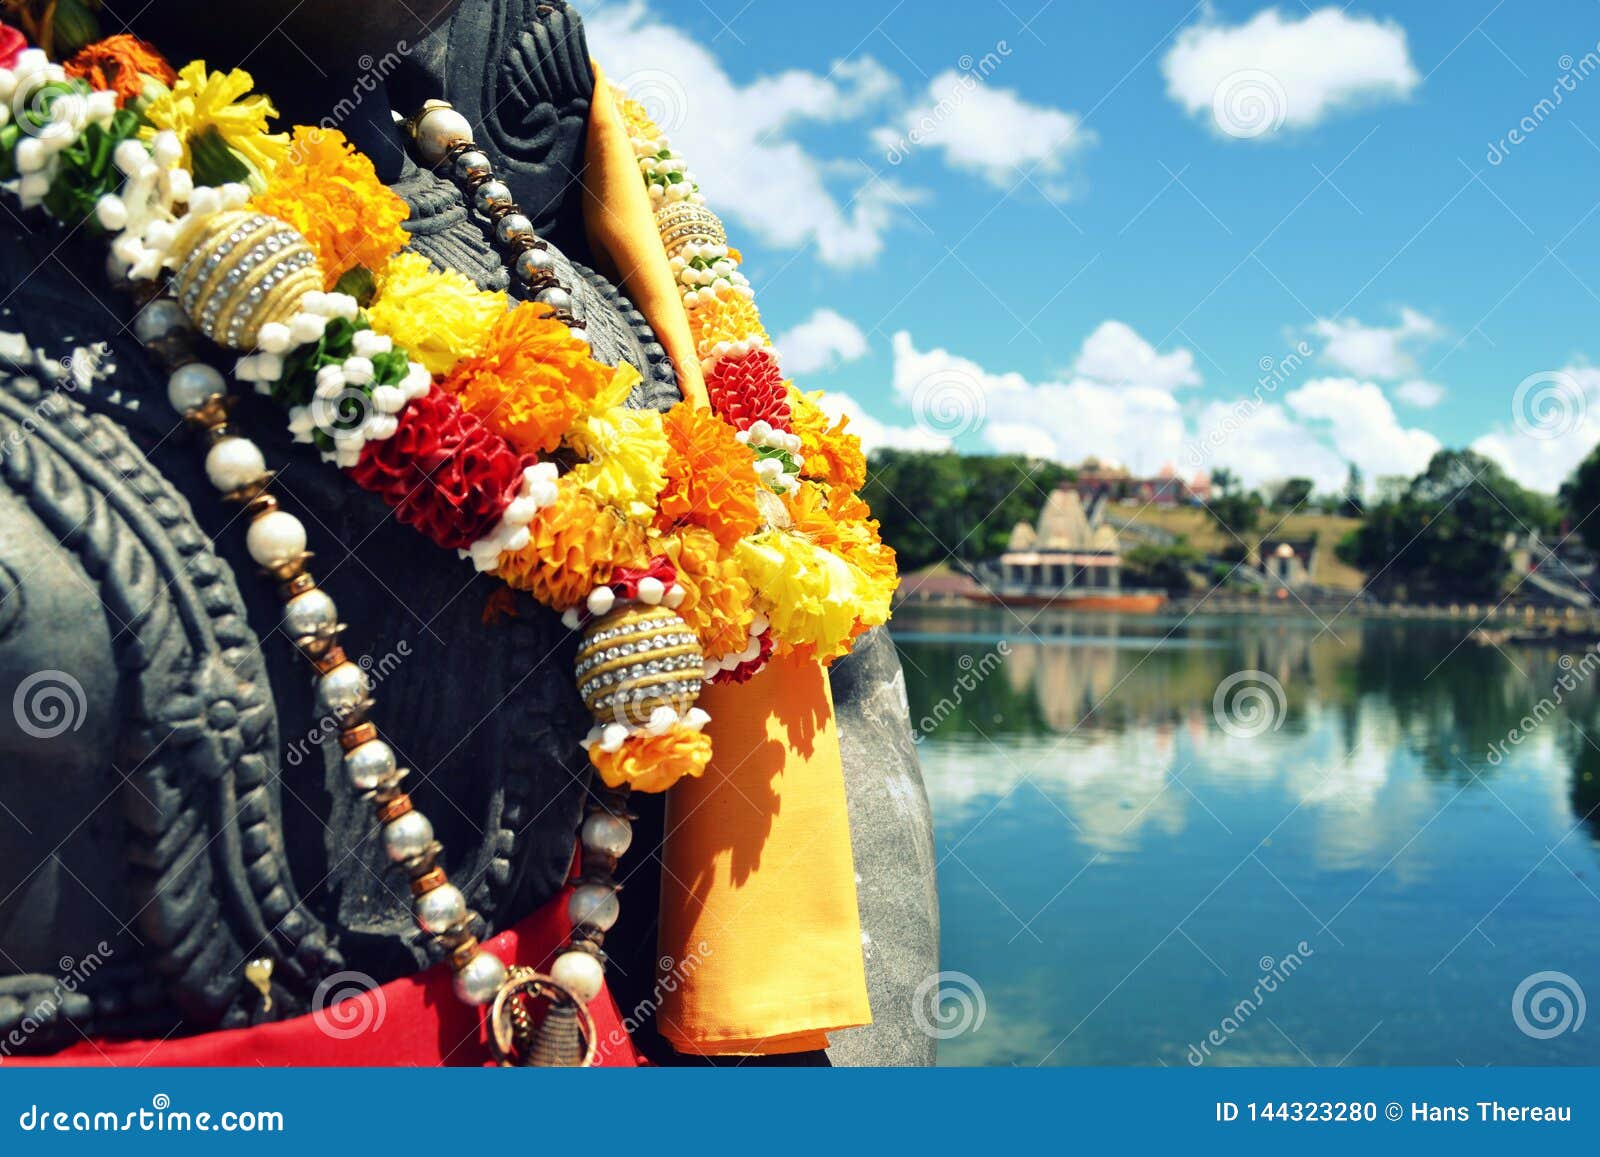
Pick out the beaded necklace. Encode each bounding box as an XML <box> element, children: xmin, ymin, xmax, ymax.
<box><xmin>0</xmin><ymin>35</ymin><xmax>896</xmax><ymax>1064</ymax></box>
<box><xmin>126</xmin><ymin>102</ymin><xmax>641</xmax><ymax>1065</ymax></box>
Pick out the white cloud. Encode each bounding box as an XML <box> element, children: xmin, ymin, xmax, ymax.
<box><xmin>1286</xmin><ymin>378</ymin><xmax>1441</xmax><ymax>482</ymax></box>
<box><xmin>877</xmin><ymin>328</ymin><xmax>1443</xmax><ymax>493</ymax></box>
<box><xmin>875</xmin><ymin>69</ymin><xmax>1093</xmax><ymax>200</ymax></box>
<box><xmin>589</xmin><ymin>1</ymin><xmax>907</xmax><ymax>266</ymax></box>
<box><xmin>1312</xmin><ymin>308</ymin><xmax>1439</xmax><ymax>379</ymax></box>
<box><xmin>1162</xmin><ymin>7</ymin><xmax>1420</xmax><ymax>139</ymax></box>
<box><xmin>1074</xmin><ymin>320</ymin><xmax>1201</xmax><ymax>391</ymax></box>
<box><xmin>815</xmin><ymin>389</ymin><xmax>951</xmax><ymax>454</ymax></box>
<box><xmin>1395</xmin><ymin>379</ymin><xmax>1445</xmax><ymax>408</ymax></box>
<box><xmin>1191</xmin><ymin>398</ymin><xmax>1347</xmax><ymax>487</ymax></box>
<box><xmin>1471</xmin><ymin>366</ymin><xmax>1600</xmax><ymax>493</ymax></box>
<box><xmin>774</xmin><ymin>308</ymin><xmax>869</xmax><ymax>375</ymax></box>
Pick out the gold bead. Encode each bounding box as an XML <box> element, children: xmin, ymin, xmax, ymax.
<box><xmin>168</xmin><ymin>210</ymin><xmax>323</xmax><ymax>349</ymax></box>
<box><xmin>654</xmin><ymin>201</ymin><xmax>726</xmax><ymax>260</ymax></box>
<box><xmin>575</xmin><ymin>604</ymin><xmax>703</xmax><ymax>727</ymax></box>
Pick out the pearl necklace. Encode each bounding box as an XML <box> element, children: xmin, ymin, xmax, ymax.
<box><xmin>123</xmin><ymin>100</ymin><xmax>644</xmax><ymax>1067</ymax></box>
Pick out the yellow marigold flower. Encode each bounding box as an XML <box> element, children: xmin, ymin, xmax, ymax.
<box><xmin>688</xmin><ymin>293</ymin><xmax>765</xmax><ymax>360</ymax></box>
<box><xmin>589</xmin><ymin>726</ymin><xmax>712</xmax><ymax>794</ymax></box>
<box><xmin>442</xmin><ymin>305</ymin><xmax>615</xmax><ymax>456</ymax></box>
<box><xmin>251</xmin><ymin>126</ymin><xmax>409</xmax><ymax>289</ymax></box>
<box><xmin>569</xmin><ymin>404</ymin><xmax>669</xmax><ymax>520</ymax></box>
<box><xmin>789</xmin><ymin>388</ymin><xmax>868</xmax><ymax>492</ymax></box>
<box><xmin>785</xmin><ymin>481</ymin><xmax>897</xmax><ymax>647</ymax></box>
<box><xmin>737</xmin><ymin>529</ymin><xmax>868</xmax><ymax>664</ymax></box>
<box><xmin>494</xmin><ymin>483</ymin><xmax>648</xmax><ymax>610</ymax></box>
<box><xmin>141</xmin><ymin>60</ymin><xmax>288</xmax><ymax>179</ymax></box>
<box><xmin>660</xmin><ymin>525</ymin><xmax>755</xmax><ymax>660</ymax></box>
<box><xmin>366</xmin><ymin>251</ymin><xmax>506</xmax><ymax>376</ymax></box>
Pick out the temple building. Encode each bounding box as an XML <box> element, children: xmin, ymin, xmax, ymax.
<box><xmin>997</xmin><ymin>487</ymin><xmax>1123</xmax><ymax>594</ymax></box>
<box><xmin>1070</xmin><ymin>458</ymin><xmax>1211</xmax><ymax>507</ymax></box>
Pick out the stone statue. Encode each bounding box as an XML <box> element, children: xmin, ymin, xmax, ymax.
<box><xmin>0</xmin><ymin>0</ymin><xmax>937</xmax><ymax>1064</ymax></box>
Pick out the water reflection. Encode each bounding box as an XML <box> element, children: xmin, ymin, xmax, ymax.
<box><xmin>894</xmin><ymin>607</ymin><xmax>1600</xmax><ymax>1066</ymax></box>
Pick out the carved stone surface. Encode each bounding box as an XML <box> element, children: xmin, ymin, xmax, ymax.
<box><xmin>825</xmin><ymin>627</ymin><xmax>941</xmax><ymax>1067</ymax></box>
<box><xmin>0</xmin><ymin>0</ymin><xmax>937</xmax><ymax>1063</ymax></box>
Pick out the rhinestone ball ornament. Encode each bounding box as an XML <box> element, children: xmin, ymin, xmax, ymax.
<box><xmin>168</xmin><ymin>210</ymin><xmax>322</xmax><ymax>348</ymax></box>
<box><xmin>654</xmin><ymin>201</ymin><xmax>727</xmax><ymax>260</ymax></box>
<box><xmin>575</xmin><ymin>604</ymin><xmax>704</xmax><ymax>727</ymax></box>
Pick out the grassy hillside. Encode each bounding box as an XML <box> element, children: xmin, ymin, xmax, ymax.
<box><xmin>1112</xmin><ymin>504</ymin><xmax>1367</xmax><ymax>591</ymax></box>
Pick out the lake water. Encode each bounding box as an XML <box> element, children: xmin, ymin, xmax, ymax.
<box><xmin>890</xmin><ymin>605</ymin><xmax>1600</xmax><ymax>1067</ymax></box>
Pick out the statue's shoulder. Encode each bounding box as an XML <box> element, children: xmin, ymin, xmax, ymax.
<box><xmin>0</xmin><ymin>260</ymin><xmax>346</xmax><ymax>1043</ymax></box>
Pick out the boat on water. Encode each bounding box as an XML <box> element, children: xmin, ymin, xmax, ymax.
<box><xmin>967</xmin><ymin>588</ymin><xmax>1168</xmax><ymax>613</ymax></box>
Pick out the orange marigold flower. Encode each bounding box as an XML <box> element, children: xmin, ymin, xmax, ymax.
<box><xmin>790</xmin><ymin>481</ymin><xmax>899</xmax><ymax>608</ymax></box>
<box><xmin>250</xmin><ymin>126</ymin><xmax>409</xmax><ymax>288</ymax></box>
<box><xmin>790</xmin><ymin>388</ymin><xmax>867</xmax><ymax>492</ymax></box>
<box><xmin>688</xmin><ymin>294</ymin><xmax>765</xmax><ymax>360</ymax></box>
<box><xmin>589</xmin><ymin>726</ymin><xmax>712</xmax><ymax>794</ymax></box>
<box><xmin>443</xmin><ymin>304</ymin><xmax>613</xmax><ymax>455</ymax></box>
<box><xmin>657</xmin><ymin>401</ymin><xmax>761</xmax><ymax>548</ymax></box>
<box><xmin>661</xmin><ymin>525</ymin><xmax>755</xmax><ymax>660</ymax></box>
<box><xmin>494</xmin><ymin>482</ymin><xmax>649</xmax><ymax>610</ymax></box>
<box><xmin>65</xmin><ymin>34</ymin><xmax>175</xmax><ymax>106</ymax></box>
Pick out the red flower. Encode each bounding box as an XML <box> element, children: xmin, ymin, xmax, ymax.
<box><xmin>608</xmin><ymin>555</ymin><xmax>678</xmax><ymax>602</ymax></box>
<box><xmin>712</xmin><ymin>631</ymin><xmax>773</xmax><ymax>685</ymax></box>
<box><xmin>0</xmin><ymin>24</ymin><xmax>27</xmax><ymax>70</ymax></box>
<box><xmin>349</xmin><ymin>387</ymin><xmax>531</xmax><ymax>551</ymax></box>
<box><xmin>705</xmin><ymin>348</ymin><xmax>790</xmax><ymax>432</ymax></box>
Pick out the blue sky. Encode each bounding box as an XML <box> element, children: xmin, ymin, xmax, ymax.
<box><xmin>589</xmin><ymin>0</ymin><xmax>1600</xmax><ymax>494</ymax></box>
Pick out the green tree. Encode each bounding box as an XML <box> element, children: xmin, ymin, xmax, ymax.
<box><xmin>1559</xmin><ymin>441</ymin><xmax>1600</xmax><ymax>554</ymax></box>
<box><xmin>1123</xmin><ymin>540</ymin><xmax>1203</xmax><ymax>594</ymax></box>
<box><xmin>1338</xmin><ymin>463</ymin><xmax>1365</xmax><ymax>518</ymax></box>
<box><xmin>1270</xmin><ymin>477</ymin><xmax>1314</xmax><ymax>511</ymax></box>
<box><xmin>1336</xmin><ymin>449</ymin><xmax>1555</xmax><ymax>601</ymax></box>
<box><xmin>861</xmin><ymin>451</ymin><xmax>1072</xmax><ymax>572</ymax></box>
<box><xmin>1201</xmin><ymin>466</ymin><xmax>1261</xmax><ymax>540</ymax></box>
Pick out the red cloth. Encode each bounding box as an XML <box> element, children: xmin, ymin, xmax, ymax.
<box><xmin>15</xmin><ymin>883</ymin><xmax>644</xmax><ymax>1067</ymax></box>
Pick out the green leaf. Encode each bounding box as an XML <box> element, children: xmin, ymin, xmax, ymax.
<box><xmin>187</xmin><ymin>125</ymin><xmax>253</xmax><ymax>188</ymax></box>
<box><xmin>333</xmin><ymin>265</ymin><xmax>377</xmax><ymax>307</ymax></box>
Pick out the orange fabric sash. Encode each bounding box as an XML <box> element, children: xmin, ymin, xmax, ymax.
<box><xmin>582</xmin><ymin>61</ymin><xmax>708</xmax><ymax>408</ymax></box>
<box><xmin>579</xmin><ymin>62</ymin><xmax>870</xmax><ymax>1055</ymax></box>
<box><xmin>655</xmin><ymin>654</ymin><xmax>872</xmax><ymax>1054</ymax></box>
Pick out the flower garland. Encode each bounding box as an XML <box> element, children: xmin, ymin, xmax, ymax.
<box><xmin>616</xmin><ymin>86</ymin><xmax>894</xmax><ymax>667</ymax></box>
<box><xmin>0</xmin><ymin>36</ymin><xmax>898</xmax><ymax>798</ymax></box>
